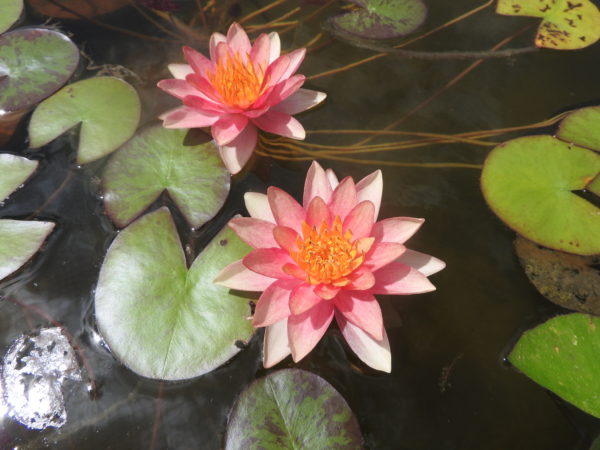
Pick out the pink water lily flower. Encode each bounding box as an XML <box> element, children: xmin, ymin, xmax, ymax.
<box><xmin>215</xmin><ymin>162</ymin><xmax>445</xmax><ymax>372</ymax></box>
<box><xmin>157</xmin><ymin>22</ymin><xmax>326</xmax><ymax>175</ymax></box>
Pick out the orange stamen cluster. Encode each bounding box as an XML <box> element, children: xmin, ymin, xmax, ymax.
<box><xmin>208</xmin><ymin>51</ymin><xmax>265</xmax><ymax>109</ymax></box>
<box><xmin>291</xmin><ymin>216</ymin><xmax>366</xmax><ymax>286</ymax></box>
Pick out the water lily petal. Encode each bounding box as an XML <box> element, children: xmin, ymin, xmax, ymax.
<box><xmin>366</xmin><ymin>242</ymin><xmax>406</xmax><ymax>271</ymax></box>
<box><xmin>397</xmin><ymin>249</ymin><xmax>446</xmax><ymax>277</ymax></box>
<box><xmin>343</xmin><ymin>200</ymin><xmax>375</xmax><ymax>239</ymax></box>
<box><xmin>212</xmin><ymin>115</ymin><xmax>248</xmax><ymax>145</ymax></box>
<box><xmin>268</xmin><ymin>32</ymin><xmax>281</xmax><ymax>63</ymax></box>
<box><xmin>263</xmin><ymin>53</ymin><xmax>291</xmax><ymax>87</ymax></box>
<box><xmin>330</xmin><ymin>177</ymin><xmax>357</xmax><ymax>219</ymax></box>
<box><xmin>183</xmin><ymin>46</ymin><xmax>214</xmax><ymax>76</ymax></box>
<box><xmin>244</xmin><ymin>192</ymin><xmax>275</xmax><ymax>223</ymax></box>
<box><xmin>161</xmin><ymin>106</ymin><xmax>220</xmax><ymax>128</ymax></box>
<box><xmin>157</xmin><ymin>79</ymin><xmax>200</xmax><ymax>100</ymax></box>
<box><xmin>372</xmin><ymin>262</ymin><xmax>436</xmax><ymax>295</ymax></box>
<box><xmin>288</xmin><ymin>301</ymin><xmax>334</xmax><ymax>362</ymax></box>
<box><xmin>243</xmin><ymin>248</ymin><xmax>294</xmax><ymax>279</ymax></box>
<box><xmin>314</xmin><ymin>284</ymin><xmax>339</xmax><ymax>300</ymax></box>
<box><xmin>336</xmin><ymin>312</ymin><xmax>391</xmax><ymax>373</ymax></box>
<box><xmin>254</xmin><ymin>279</ymin><xmax>297</xmax><ymax>327</ymax></box>
<box><xmin>226</xmin><ymin>22</ymin><xmax>252</xmax><ymax>54</ymax></box>
<box><xmin>371</xmin><ymin>217</ymin><xmax>424</xmax><ymax>244</ymax></box>
<box><xmin>263</xmin><ymin>318</ymin><xmax>291</xmax><ymax>368</ymax></box>
<box><xmin>260</xmin><ymin>74</ymin><xmax>306</xmax><ymax>107</ymax></box>
<box><xmin>250</xmin><ymin>33</ymin><xmax>271</xmax><ymax>71</ymax></box>
<box><xmin>229</xmin><ymin>217</ymin><xmax>277</xmax><ymax>248</ymax></box>
<box><xmin>209</xmin><ymin>32</ymin><xmax>227</xmax><ymax>61</ymax></box>
<box><xmin>280</xmin><ymin>48</ymin><xmax>306</xmax><ymax>79</ymax></box>
<box><xmin>272</xmin><ymin>88</ymin><xmax>327</xmax><ymax>115</ymax></box>
<box><xmin>303</xmin><ymin>160</ymin><xmax>333</xmax><ymax>206</ymax></box>
<box><xmin>334</xmin><ymin>291</ymin><xmax>383</xmax><ymax>341</ymax></box>
<box><xmin>186</xmin><ymin>73</ymin><xmax>221</xmax><ymax>103</ymax></box>
<box><xmin>305</xmin><ymin>196</ymin><xmax>331</xmax><ymax>227</ymax></box>
<box><xmin>184</xmin><ymin>94</ymin><xmax>228</xmax><ymax>113</ymax></box>
<box><xmin>290</xmin><ymin>284</ymin><xmax>323</xmax><ymax>315</ymax></box>
<box><xmin>168</xmin><ymin>63</ymin><xmax>193</xmax><ymax>79</ymax></box>
<box><xmin>356</xmin><ymin>170</ymin><xmax>383</xmax><ymax>220</ymax></box>
<box><xmin>267</xmin><ymin>187</ymin><xmax>305</xmax><ymax>234</ymax></box>
<box><xmin>347</xmin><ymin>268</ymin><xmax>376</xmax><ymax>290</ymax></box>
<box><xmin>326</xmin><ymin>168</ymin><xmax>339</xmax><ymax>189</ymax></box>
<box><xmin>218</xmin><ymin>124</ymin><xmax>258</xmax><ymax>174</ymax></box>
<box><xmin>252</xmin><ymin>111</ymin><xmax>306</xmax><ymax>140</ymax></box>
<box><xmin>214</xmin><ymin>260</ymin><xmax>274</xmax><ymax>291</ymax></box>
<box><xmin>273</xmin><ymin>226</ymin><xmax>299</xmax><ymax>253</ymax></box>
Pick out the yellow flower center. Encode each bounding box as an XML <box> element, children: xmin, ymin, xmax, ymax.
<box><xmin>290</xmin><ymin>216</ymin><xmax>368</xmax><ymax>286</ymax></box>
<box><xmin>208</xmin><ymin>52</ymin><xmax>265</xmax><ymax>109</ymax></box>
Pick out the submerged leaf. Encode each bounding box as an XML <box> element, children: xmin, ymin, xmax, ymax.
<box><xmin>329</xmin><ymin>0</ymin><xmax>426</xmax><ymax>40</ymax></box>
<box><xmin>0</xmin><ymin>153</ymin><xmax>37</xmax><ymax>202</ymax></box>
<box><xmin>102</xmin><ymin>125</ymin><xmax>230</xmax><ymax>228</ymax></box>
<box><xmin>26</xmin><ymin>0</ymin><xmax>129</xmax><ymax>19</ymax></box>
<box><xmin>1</xmin><ymin>327</ymin><xmax>81</xmax><ymax>430</ymax></box>
<box><xmin>0</xmin><ymin>0</ymin><xmax>23</xmax><ymax>33</ymax></box>
<box><xmin>509</xmin><ymin>313</ymin><xmax>600</xmax><ymax>418</ymax></box>
<box><xmin>94</xmin><ymin>208</ymin><xmax>254</xmax><ymax>380</ymax></box>
<box><xmin>0</xmin><ymin>27</ymin><xmax>79</xmax><ymax>114</ymax></box>
<box><xmin>496</xmin><ymin>0</ymin><xmax>600</xmax><ymax>49</ymax></box>
<box><xmin>225</xmin><ymin>369</ymin><xmax>363</xmax><ymax>449</ymax></box>
<box><xmin>481</xmin><ymin>135</ymin><xmax>600</xmax><ymax>255</ymax></box>
<box><xmin>514</xmin><ymin>236</ymin><xmax>600</xmax><ymax>315</ymax></box>
<box><xmin>28</xmin><ymin>77</ymin><xmax>141</xmax><ymax>164</ymax></box>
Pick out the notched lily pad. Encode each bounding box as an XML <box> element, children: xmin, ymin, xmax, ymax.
<box><xmin>28</xmin><ymin>76</ymin><xmax>141</xmax><ymax>164</ymax></box>
<box><xmin>94</xmin><ymin>207</ymin><xmax>254</xmax><ymax>380</ymax></box>
<box><xmin>496</xmin><ymin>0</ymin><xmax>600</xmax><ymax>49</ymax></box>
<box><xmin>0</xmin><ymin>153</ymin><xmax>38</xmax><ymax>202</ymax></box>
<box><xmin>557</xmin><ymin>105</ymin><xmax>600</xmax><ymax>151</ymax></box>
<box><xmin>514</xmin><ymin>236</ymin><xmax>600</xmax><ymax>315</ymax></box>
<box><xmin>0</xmin><ymin>0</ymin><xmax>23</xmax><ymax>34</ymax></box>
<box><xmin>102</xmin><ymin>125</ymin><xmax>230</xmax><ymax>229</ymax></box>
<box><xmin>2</xmin><ymin>327</ymin><xmax>82</xmax><ymax>430</ymax></box>
<box><xmin>481</xmin><ymin>135</ymin><xmax>600</xmax><ymax>255</ymax></box>
<box><xmin>0</xmin><ymin>27</ymin><xmax>79</xmax><ymax>114</ymax></box>
<box><xmin>509</xmin><ymin>313</ymin><xmax>600</xmax><ymax>418</ymax></box>
<box><xmin>225</xmin><ymin>369</ymin><xmax>363</xmax><ymax>450</ymax></box>
<box><xmin>329</xmin><ymin>0</ymin><xmax>427</xmax><ymax>40</ymax></box>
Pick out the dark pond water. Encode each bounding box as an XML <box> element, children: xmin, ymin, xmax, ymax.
<box><xmin>1</xmin><ymin>0</ymin><xmax>600</xmax><ymax>448</ymax></box>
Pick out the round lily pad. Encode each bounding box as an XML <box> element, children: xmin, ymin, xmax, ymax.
<box><xmin>0</xmin><ymin>0</ymin><xmax>23</xmax><ymax>34</ymax></box>
<box><xmin>0</xmin><ymin>27</ymin><xmax>79</xmax><ymax>114</ymax></box>
<box><xmin>28</xmin><ymin>77</ymin><xmax>141</xmax><ymax>164</ymax></box>
<box><xmin>509</xmin><ymin>313</ymin><xmax>600</xmax><ymax>418</ymax></box>
<box><xmin>557</xmin><ymin>105</ymin><xmax>600</xmax><ymax>151</ymax></box>
<box><xmin>496</xmin><ymin>0</ymin><xmax>600</xmax><ymax>50</ymax></box>
<box><xmin>328</xmin><ymin>0</ymin><xmax>427</xmax><ymax>40</ymax></box>
<box><xmin>481</xmin><ymin>135</ymin><xmax>600</xmax><ymax>255</ymax></box>
<box><xmin>225</xmin><ymin>369</ymin><xmax>363</xmax><ymax>449</ymax></box>
<box><xmin>26</xmin><ymin>0</ymin><xmax>129</xmax><ymax>19</ymax></box>
<box><xmin>94</xmin><ymin>207</ymin><xmax>254</xmax><ymax>380</ymax></box>
<box><xmin>514</xmin><ymin>236</ymin><xmax>600</xmax><ymax>315</ymax></box>
<box><xmin>102</xmin><ymin>125</ymin><xmax>230</xmax><ymax>229</ymax></box>
<box><xmin>0</xmin><ymin>153</ymin><xmax>38</xmax><ymax>202</ymax></box>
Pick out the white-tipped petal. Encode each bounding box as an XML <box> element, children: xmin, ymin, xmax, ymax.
<box><xmin>244</xmin><ymin>192</ymin><xmax>275</xmax><ymax>223</ymax></box>
<box><xmin>263</xmin><ymin>318</ymin><xmax>292</xmax><ymax>368</ymax></box>
<box><xmin>397</xmin><ymin>249</ymin><xmax>446</xmax><ymax>277</ymax></box>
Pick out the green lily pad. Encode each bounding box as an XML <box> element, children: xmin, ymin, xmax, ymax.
<box><xmin>0</xmin><ymin>154</ymin><xmax>53</xmax><ymax>281</ymax></box>
<box><xmin>509</xmin><ymin>313</ymin><xmax>600</xmax><ymax>418</ymax></box>
<box><xmin>481</xmin><ymin>135</ymin><xmax>600</xmax><ymax>255</ymax></box>
<box><xmin>225</xmin><ymin>369</ymin><xmax>363</xmax><ymax>449</ymax></box>
<box><xmin>0</xmin><ymin>153</ymin><xmax>37</xmax><ymax>202</ymax></box>
<box><xmin>102</xmin><ymin>125</ymin><xmax>229</xmax><ymax>229</ymax></box>
<box><xmin>557</xmin><ymin>106</ymin><xmax>600</xmax><ymax>151</ymax></box>
<box><xmin>0</xmin><ymin>27</ymin><xmax>79</xmax><ymax>114</ymax></box>
<box><xmin>28</xmin><ymin>77</ymin><xmax>141</xmax><ymax>164</ymax></box>
<box><xmin>514</xmin><ymin>236</ymin><xmax>600</xmax><ymax>315</ymax></box>
<box><xmin>586</xmin><ymin>173</ymin><xmax>600</xmax><ymax>197</ymax></box>
<box><xmin>0</xmin><ymin>0</ymin><xmax>23</xmax><ymax>34</ymax></box>
<box><xmin>94</xmin><ymin>207</ymin><xmax>254</xmax><ymax>380</ymax></box>
<box><xmin>497</xmin><ymin>0</ymin><xmax>600</xmax><ymax>49</ymax></box>
<box><xmin>328</xmin><ymin>0</ymin><xmax>426</xmax><ymax>40</ymax></box>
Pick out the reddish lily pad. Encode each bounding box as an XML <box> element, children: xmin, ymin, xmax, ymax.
<box><xmin>94</xmin><ymin>208</ymin><xmax>254</xmax><ymax>380</ymax></box>
<box><xmin>0</xmin><ymin>0</ymin><xmax>23</xmax><ymax>33</ymax></box>
<box><xmin>329</xmin><ymin>0</ymin><xmax>427</xmax><ymax>40</ymax></box>
<box><xmin>509</xmin><ymin>313</ymin><xmax>600</xmax><ymax>418</ymax></box>
<box><xmin>102</xmin><ymin>125</ymin><xmax>230</xmax><ymax>229</ymax></box>
<box><xmin>481</xmin><ymin>135</ymin><xmax>600</xmax><ymax>255</ymax></box>
<box><xmin>514</xmin><ymin>236</ymin><xmax>600</xmax><ymax>315</ymax></box>
<box><xmin>496</xmin><ymin>0</ymin><xmax>600</xmax><ymax>49</ymax></box>
<box><xmin>0</xmin><ymin>28</ymin><xmax>79</xmax><ymax>114</ymax></box>
<box><xmin>225</xmin><ymin>369</ymin><xmax>363</xmax><ymax>449</ymax></box>
<box><xmin>28</xmin><ymin>77</ymin><xmax>141</xmax><ymax>164</ymax></box>
<box><xmin>27</xmin><ymin>0</ymin><xmax>129</xmax><ymax>19</ymax></box>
